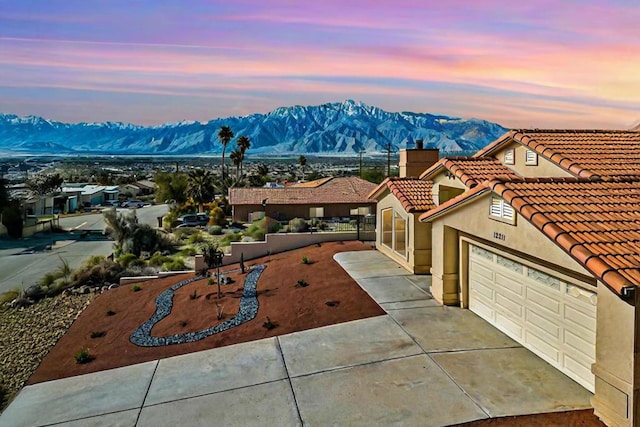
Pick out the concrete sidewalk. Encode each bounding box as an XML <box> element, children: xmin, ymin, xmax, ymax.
<box><xmin>1</xmin><ymin>250</ymin><xmax>593</xmax><ymax>426</ymax></box>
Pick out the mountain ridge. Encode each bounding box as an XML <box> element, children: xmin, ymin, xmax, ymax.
<box><xmin>0</xmin><ymin>100</ymin><xmax>507</xmax><ymax>155</ymax></box>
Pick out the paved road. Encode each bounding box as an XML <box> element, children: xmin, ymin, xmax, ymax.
<box><xmin>0</xmin><ymin>204</ymin><xmax>168</xmax><ymax>294</ymax></box>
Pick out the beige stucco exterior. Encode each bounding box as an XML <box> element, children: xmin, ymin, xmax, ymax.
<box><xmin>375</xmin><ymin>191</ymin><xmax>432</xmax><ymax>274</ymax></box>
<box><xmin>425</xmin><ymin>190</ymin><xmax>640</xmax><ymax>426</ymax></box>
<box><xmin>399</xmin><ymin>149</ymin><xmax>440</xmax><ymax>178</ymax></box>
<box><xmin>491</xmin><ymin>142</ymin><xmax>574</xmax><ymax>178</ymax></box>
<box><xmin>430</xmin><ymin>172</ymin><xmax>468</xmax><ymax>205</ymax></box>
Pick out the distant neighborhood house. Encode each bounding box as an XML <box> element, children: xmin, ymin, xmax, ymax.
<box><xmin>228</xmin><ymin>176</ymin><xmax>377</xmax><ymax>223</ymax></box>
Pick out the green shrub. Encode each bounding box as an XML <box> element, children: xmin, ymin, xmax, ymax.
<box><xmin>208</xmin><ymin>225</ymin><xmax>223</xmax><ymax>235</ymax></box>
<box><xmin>209</xmin><ymin>206</ymin><xmax>226</xmax><ymax>227</ymax></box>
<box><xmin>219</xmin><ymin>231</ymin><xmax>242</xmax><ymax>247</ymax></box>
<box><xmin>84</xmin><ymin>255</ymin><xmax>107</xmax><ymax>268</ymax></box>
<box><xmin>117</xmin><ymin>253</ymin><xmax>139</xmax><ymax>268</ymax></box>
<box><xmin>188</xmin><ymin>232</ymin><xmax>205</xmax><ymax>244</ymax></box>
<box><xmin>71</xmin><ymin>258</ymin><xmax>122</xmax><ymax>287</ymax></box>
<box><xmin>302</xmin><ymin>256</ymin><xmax>310</xmax><ymax>264</ymax></box>
<box><xmin>38</xmin><ymin>271</ymin><xmax>62</xmax><ymax>287</ymax></box>
<box><xmin>90</xmin><ymin>331</ymin><xmax>106</xmax><ymax>338</ymax></box>
<box><xmin>132</xmin><ymin>285</ymin><xmax>142</xmax><ymax>292</ymax></box>
<box><xmin>296</xmin><ymin>279</ymin><xmax>309</xmax><ymax>288</ymax></box>
<box><xmin>289</xmin><ymin>218</ymin><xmax>308</xmax><ymax>233</ymax></box>
<box><xmin>74</xmin><ymin>347</ymin><xmax>94</xmax><ymax>364</ymax></box>
<box><xmin>244</xmin><ymin>223</ymin><xmax>265</xmax><ymax>241</ymax></box>
<box><xmin>178</xmin><ymin>246</ymin><xmax>198</xmax><ymax>257</ymax></box>
<box><xmin>161</xmin><ymin>258</ymin><xmax>186</xmax><ymax>272</ymax></box>
<box><xmin>0</xmin><ymin>288</ymin><xmax>20</xmax><ymax>304</ymax></box>
<box><xmin>148</xmin><ymin>252</ymin><xmax>171</xmax><ymax>267</ymax></box>
<box><xmin>162</xmin><ymin>210</ymin><xmax>179</xmax><ymax>230</ymax></box>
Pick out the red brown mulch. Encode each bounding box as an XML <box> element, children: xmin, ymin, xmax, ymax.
<box><xmin>455</xmin><ymin>409</ymin><xmax>604</xmax><ymax>426</ymax></box>
<box><xmin>28</xmin><ymin>241</ymin><xmax>384</xmax><ymax>384</ymax></box>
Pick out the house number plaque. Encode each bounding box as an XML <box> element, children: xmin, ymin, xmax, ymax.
<box><xmin>493</xmin><ymin>231</ymin><xmax>506</xmax><ymax>241</ymax></box>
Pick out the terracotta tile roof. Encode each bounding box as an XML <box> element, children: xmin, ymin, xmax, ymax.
<box><xmin>489</xmin><ymin>177</ymin><xmax>640</xmax><ymax>297</ymax></box>
<box><xmin>475</xmin><ymin>129</ymin><xmax>640</xmax><ymax>180</ymax></box>
<box><xmin>419</xmin><ymin>157</ymin><xmax>521</xmax><ymax>187</ymax></box>
<box><xmin>368</xmin><ymin>177</ymin><xmax>435</xmax><ymax>213</ymax></box>
<box><xmin>228</xmin><ymin>176</ymin><xmax>377</xmax><ymax>206</ymax></box>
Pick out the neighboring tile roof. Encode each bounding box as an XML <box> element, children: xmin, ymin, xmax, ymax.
<box><xmin>489</xmin><ymin>177</ymin><xmax>640</xmax><ymax>297</ymax></box>
<box><xmin>419</xmin><ymin>157</ymin><xmax>521</xmax><ymax>187</ymax></box>
<box><xmin>368</xmin><ymin>177</ymin><xmax>435</xmax><ymax>213</ymax></box>
<box><xmin>475</xmin><ymin>129</ymin><xmax>640</xmax><ymax>180</ymax></box>
<box><xmin>228</xmin><ymin>176</ymin><xmax>377</xmax><ymax>205</ymax></box>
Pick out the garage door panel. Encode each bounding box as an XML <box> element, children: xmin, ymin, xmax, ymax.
<box><xmin>470</xmin><ymin>279</ymin><xmax>494</xmax><ymax>301</ymax></box>
<box><xmin>469</xmin><ymin>243</ymin><xmax>596</xmax><ymax>393</ymax></box>
<box><xmin>526</xmin><ymin>287</ymin><xmax>561</xmax><ymax>316</ymax></box>
<box><xmin>526</xmin><ymin>308</ymin><xmax>560</xmax><ymax>339</ymax></box>
<box><xmin>496</xmin><ymin>312</ymin><xmax>523</xmax><ymax>340</ymax></box>
<box><xmin>495</xmin><ymin>272</ymin><xmax>525</xmax><ymax>297</ymax></box>
<box><xmin>525</xmin><ymin>330</ymin><xmax>560</xmax><ymax>364</ymax></box>
<box><xmin>563</xmin><ymin>355</ymin><xmax>594</xmax><ymax>390</ymax></box>
<box><xmin>564</xmin><ymin>304</ymin><xmax>596</xmax><ymax>332</ymax></box>
<box><xmin>564</xmin><ymin>329</ymin><xmax>596</xmax><ymax>359</ymax></box>
<box><xmin>495</xmin><ymin>293</ymin><xmax>523</xmax><ymax>317</ymax></box>
<box><xmin>470</xmin><ymin>261</ymin><xmax>494</xmax><ymax>281</ymax></box>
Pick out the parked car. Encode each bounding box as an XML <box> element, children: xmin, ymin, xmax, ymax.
<box><xmin>121</xmin><ymin>200</ymin><xmax>145</xmax><ymax>208</ymax></box>
<box><xmin>177</xmin><ymin>213</ymin><xmax>209</xmax><ymax>227</ymax></box>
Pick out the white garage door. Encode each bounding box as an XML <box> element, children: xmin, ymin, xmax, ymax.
<box><xmin>468</xmin><ymin>244</ymin><xmax>597</xmax><ymax>392</ymax></box>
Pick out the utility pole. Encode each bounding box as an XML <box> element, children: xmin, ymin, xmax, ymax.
<box><xmin>359</xmin><ymin>150</ymin><xmax>364</xmax><ymax>178</ymax></box>
<box><xmin>387</xmin><ymin>143</ymin><xmax>391</xmax><ymax>177</ymax></box>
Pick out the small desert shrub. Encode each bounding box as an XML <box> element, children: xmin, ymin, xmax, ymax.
<box><xmin>188</xmin><ymin>232</ymin><xmax>205</xmax><ymax>244</ymax></box>
<box><xmin>106</xmin><ymin>310</ymin><xmax>116</xmax><ymax>316</ymax></box>
<box><xmin>208</xmin><ymin>206</ymin><xmax>226</xmax><ymax>227</ymax></box>
<box><xmin>0</xmin><ymin>288</ymin><xmax>20</xmax><ymax>304</ymax></box>
<box><xmin>90</xmin><ymin>331</ymin><xmax>106</xmax><ymax>338</ymax></box>
<box><xmin>179</xmin><ymin>320</ymin><xmax>188</xmax><ymax>327</ymax></box>
<box><xmin>219</xmin><ymin>231</ymin><xmax>242</xmax><ymax>247</ymax></box>
<box><xmin>71</xmin><ymin>258</ymin><xmax>123</xmax><ymax>288</ymax></box>
<box><xmin>208</xmin><ymin>225</ymin><xmax>223</xmax><ymax>235</ymax></box>
<box><xmin>161</xmin><ymin>258</ymin><xmax>186</xmax><ymax>272</ymax></box>
<box><xmin>301</xmin><ymin>256</ymin><xmax>310</xmax><ymax>264</ymax></box>
<box><xmin>74</xmin><ymin>347</ymin><xmax>94</xmax><ymax>364</ymax></box>
<box><xmin>189</xmin><ymin>289</ymin><xmax>199</xmax><ymax>300</ymax></box>
<box><xmin>148</xmin><ymin>252</ymin><xmax>172</xmax><ymax>266</ymax></box>
<box><xmin>215</xmin><ymin>303</ymin><xmax>224</xmax><ymax>320</ymax></box>
<box><xmin>117</xmin><ymin>253</ymin><xmax>139</xmax><ymax>268</ymax></box>
<box><xmin>244</xmin><ymin>223</ymin><xmax>266</xmax><ymax>241</ymax></box>
<box><xmin>132</xmin><ymin>285</ymin><xmax>142</xmax><ymax>292</ymax></box>
<box><xmin>178</xmin><ymin>246</ymin><xmax>198</xmax><ymax>257</ymax></box>
<box><xmin>38</xmin><ymin>271</ymin><xmax>62</xmax><ymax>287</ymax></box>
<box><xmin>289</xmin><ymin>218</ymin><xmax>308</xmax><ymax>233</ymax></box>
<box><xmin>262</xmin><ymin>317</ymin><xmax>277</xmax><ymax>330</ymax></box>
<box><xmin>296</xmin><ymin>279</ymin><xmax>309</xmax><ymax>288</ymax></box>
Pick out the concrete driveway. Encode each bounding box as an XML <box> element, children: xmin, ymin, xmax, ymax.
<box><xmin>0</xmin><ymin>250</ymin><xmax>593</xmax><ymax>426</ymax></box>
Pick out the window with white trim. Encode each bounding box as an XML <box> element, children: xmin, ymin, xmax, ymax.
<box><xmin>503</xmin><ymin>149</ymin><xmax>515</xmax><ymax>165</ymax></box>
<box><xmin>490</xmin><ymin>197</ymin><xmax>515</xmax><ymax>221</ymax></box>
<box><xmin>381</xmin><ymin>207</ymin><xmax>407</xmax><ymax>256</ymax></box>
<box><xmin>525</xmin><ymin>149</ymin><xmax>538</xmax><ymax>165</ymax></box>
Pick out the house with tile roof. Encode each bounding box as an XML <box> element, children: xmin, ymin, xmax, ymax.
<box><xmin>408</xmin><ymin>129</ymin><xmax>640</xmax><ymax>427</ymax></box>
<box><xmin>228</xmin><ymin>176</ymin><xmax>377</xmax><ymax>223</ymax></box>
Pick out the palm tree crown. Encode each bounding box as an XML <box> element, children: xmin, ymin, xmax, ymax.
<box><xmin>217</xmin><ymin>126</ymin><xmax>234</xmax><ymax>181</ymax></box>
<box><xmin>236</xmin><ymin>135</ymin><xmax>251</xmax><ymax>178</ymax></box>
<box><xmin>187</xmin><ymin>168</ymin><xmax>215</xmax><ymax>213</ymax></box>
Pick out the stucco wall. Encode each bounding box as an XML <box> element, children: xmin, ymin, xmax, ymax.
<box><xmin>429</xmin><ymin>192</ymin><xmax>594</xmax><ymax>304</ymax></box>
<box><xmin>375</xmin><ymin>192</ymin><xmax>432</xmax><ymax>274</ymax></box>
<box><xmin>431</xmin><ymin>172</ymin><xmax>467</xmax><ymax>206</ymax></box>
<box><xmin>491</xmin><ymin>142</ymin><xmax>574</xmax><ymax>178</ymax></box>
<box><xmin>222</xmin><ymin>231</ymin><xmax>361</xmax><ymax>265</ymax></box>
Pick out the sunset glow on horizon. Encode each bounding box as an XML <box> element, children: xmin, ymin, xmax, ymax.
<box><xmin>1</xmin><ymin>0</ymin><xmax>638</xmax><ymax>129</ymax></box>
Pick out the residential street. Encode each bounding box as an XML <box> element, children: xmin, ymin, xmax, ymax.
<box><xmin>0</xmin><ymin>204</ymin><xmax>168</xmax><ymax>294</ymax></box>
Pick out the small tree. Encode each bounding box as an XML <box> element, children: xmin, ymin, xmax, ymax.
<box><xmin>298</xmin><ymin>155</ymin><xmax>307</xmax><ymax>181</ymax></box>
<box><xmin>202</xmin><ymin>242</ymin><xmax>224</xmax><ymax>299</ymax></box>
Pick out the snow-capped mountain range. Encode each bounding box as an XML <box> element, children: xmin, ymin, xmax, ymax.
<box><xmin>0</xmin><ymin>100</ymin><xmax>507</xmax><ymax>155</ymax></box>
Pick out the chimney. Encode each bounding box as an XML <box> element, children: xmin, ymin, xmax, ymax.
<box><xmin>399</xmin><ymin>140</ymin><xmax>438</xmax><ymax>178</ymax></box>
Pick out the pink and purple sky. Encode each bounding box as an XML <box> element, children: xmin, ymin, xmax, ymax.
<box><xmin>1</xmin><ymin>0</ymin><xmax>638</xmax><ymax>128</ymax></box>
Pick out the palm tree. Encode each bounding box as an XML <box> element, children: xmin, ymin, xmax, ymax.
<box><xmin>256</xmin><ymin>163</ymin><xmax>269</xmax><ymax>179</ymax></box>
<box><xmin>217</xmin><ymin>126</ymin><xmax>234</xmax><ymax>181</ymax></box>
<box><xmin>236</xmin><ymin>135</ymin><xmax>251</xmax><ymax>177</ymax></box>
<box><xmin>229</xmin><ymin>148</ymin><xmax>243</xmax><ymax>182</ymax></box>
<box><xmin>187</xmin><ymin>168</ymin><xmax>215</xmax><ymax>213</ymax></box>
<box><xmin>298</xmin><ymin>155</ymin><xmax>307</xmax><ymax>181</ymax></box>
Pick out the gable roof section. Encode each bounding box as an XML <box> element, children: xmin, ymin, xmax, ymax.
<box><xmin>229</xmin><ymin>176</ymin><xmax>377</xmax><ymax>206</ymax></box>
<box><xmin>418</xmin><ymin>183</ymin><xmax>491</xmax><ymax>222</ymax></box>
<box><xmin>368</xmin><ymin>177</ymin><xmax>435</xmax><ymax>213</ymax></box>
<box><xmin>475</xmin><ymin>129</ymin><xmax>640</xmax><ymax>180</ymax></box>
<box><xmin>419</xmin><ymin>157</ymin><xmax>521</xmax><ymax>187</ymax></box>
<box><xmin>489</xmin><ymin>177</ymin><xmax>640</xmax><ymax>297</ymax></box>
<box><xmin>290</xmin><ymin>177</ymin><xmax>334</xmax><ymax>188</ymax></box>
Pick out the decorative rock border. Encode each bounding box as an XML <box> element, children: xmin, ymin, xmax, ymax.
<box><xmin>130</xmin><ymin>265</ymin><xmax>265</xmax><ymax>347</ymax></box>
